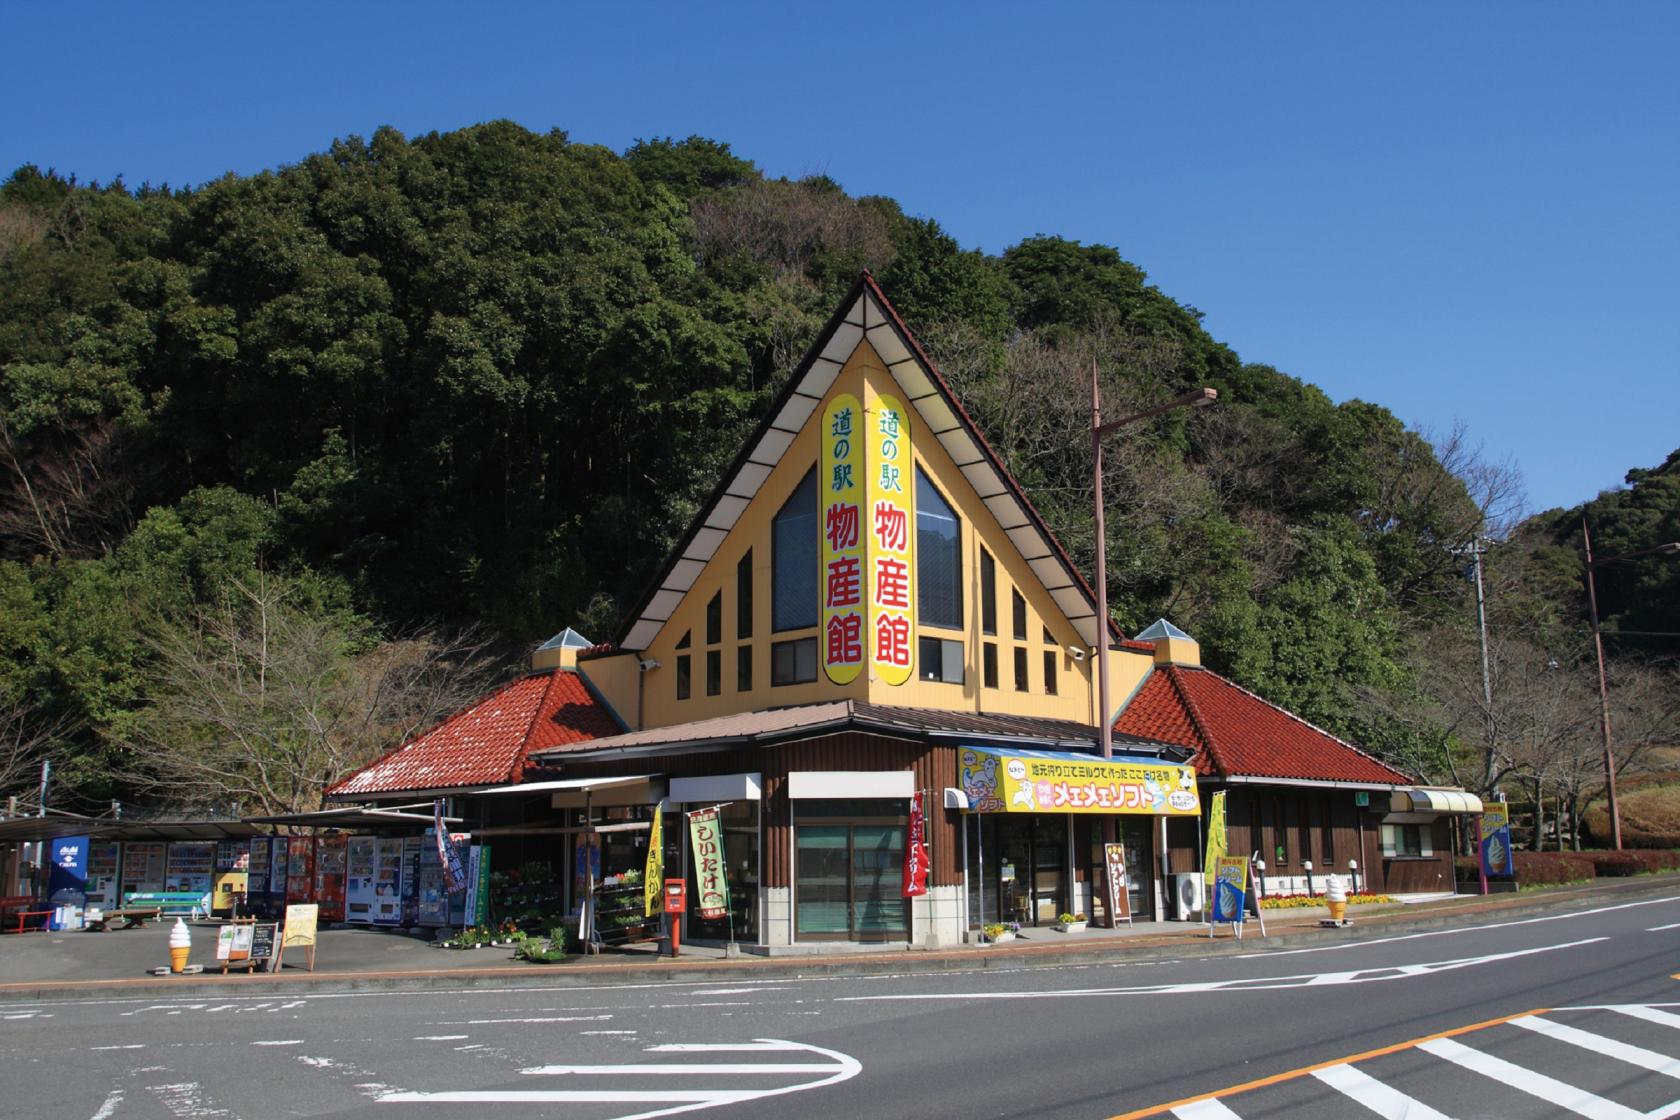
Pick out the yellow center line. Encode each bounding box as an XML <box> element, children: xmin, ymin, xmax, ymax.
<box><xmin>1107</xmin><ymin>1006</ymin><xmax>1551</xmax><ymax>1120</ymax></box>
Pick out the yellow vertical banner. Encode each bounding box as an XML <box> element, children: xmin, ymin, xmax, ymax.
<box><xmin>1203</xmin><ymin>790</ymin><xmax>1227</xmax><ymax>894</ymax></box>
<box><xmin>867</xmin><ymin>392</ymin><xmax>915</xmax><ymax>685</ymax></box>
<box><xmin>644</xmin><ymin>801</ymin><xmax>664</xmax><ymax>917</ymax></box>
<box><xmin>820</xmin><ymin>393</ymin><xmax>865</xmax><ymax>684</ymax></box>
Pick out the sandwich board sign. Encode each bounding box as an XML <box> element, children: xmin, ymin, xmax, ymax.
<box><xmin>1103</xmin><ymin>842</ymin><xmax>1132</xmax><ymax>927</ymax></box>
<box><xmin>277</xmin><ymin>903</ymin><xmax>319</xmax><ymax>971</ymax></box>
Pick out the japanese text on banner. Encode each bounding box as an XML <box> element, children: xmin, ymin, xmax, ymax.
<box><xmin>820</xmin><ymin>393</ymin><xmax>865</xmax><ymax>684</ymax></box>
<box><xmin>867</xmin><ymin>391</ymin><xmax>915</xmax><ymax>685</ymax></box>
<box><xmin>686</xmin><ymin>807</ymin><xmax>730</xmax><ymax>920</ymax></box>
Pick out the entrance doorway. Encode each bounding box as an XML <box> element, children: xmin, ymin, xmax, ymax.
<box><xmin>793</xmin><ymin>800</ymin><xmax>908</xmax><ymax>941</ymax></box>
<box><xmin>1087</xmin><ymin>817</ymin><xmax>1155</xmax><ymax>921</ymax></box>
<box><xmin>968</xmin><ymin>815</ymin><xmax>1067</xmax><ymax>929</ymax></box>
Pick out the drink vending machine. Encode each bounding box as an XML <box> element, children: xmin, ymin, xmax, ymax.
<box><xmin>285</xmin><ymin>835</ymin><xmax>316</xmax><ymax>904</ymax></box>
<box><xmin>314</xmin><ymin>835</ymin><xmax>347</xmax><ymax>922</ymax></box>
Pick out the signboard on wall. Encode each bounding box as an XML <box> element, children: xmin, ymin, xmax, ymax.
<box><xmin>958</xmin><ymin>747</ymin><xmax>1201</xmax><ymax>816</ymax></box>
<box><xmin>820</xmin><ymin>393</ymin><xmax>865</xmax><ymax>685</ymax></box>
<box><xmin>867</xmin><ymin>391</ymin><xmax>915</xmax><ymax>685</ymax></box>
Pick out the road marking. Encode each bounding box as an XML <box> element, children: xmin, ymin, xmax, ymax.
<box><xmin>381</xmin><ymin>1037</ymin><xmax>861</xmax><ymax>1120</ymax></box>
<box><xmin>693</xmin><ymin>987</ymin><xmax>789</xmax><ymax>995</ymax></box>
<box><xmin>1648</xmin><ymin>922</ymin><xmax>1680</xmax><ymax>931</ymax></box>
<box><xmin>249</xmin><ymin>1040</ymin><xmax>301</xmax><ymax>1046</ymax></box>
<box><xmin>1108</xmin><ymin>1006</ymin><xmax>1548</xmax><ymax>1119</ymax></box>
<box><xmin>459</xmin><ymin>1014</ymin><xmax>613</xmax><ymax>1024</ymax></box>
<box><xmin>92</xmin><ymin>1044</ymin><xmax>146</xmax><ymax>1051</ymax></box>
<box><xmin>1511</xmin><ymin>1014</ymin><xmax>1680</xmax><ymax>1078</ymax></box>
<box><xmin>1418</xmin><ymin>1036</ymin><xmax>1643</xmax><ymax>1118</ymax></box>
<box><xmin>89</xmin><ymin>1089</ymin><xmax>123</xmax><ymax>1120</ymax></box>
<box><xmin>583</xmin><ymin>1030</ymin><xmax>638</xmax><ymax>1035</ymax></box>
<box><xmin>842</xmin><ymin>939</ymin><xmax>1604</xmax><ymax>1002</ymax></box>
<box><xmin>150</xmin><ymin>1081</ymin><xmax>238</xmax><ymax>1120</ymax></box>
<box><xmin>1170</xmin><ymin>1100</ymin><xmax>1243</xmax><ymax>1119</ymax></box>
<box><xmin>414</xmin><ymin>1034</ymin><xmax>468</xmax><ymax>1041</ymax></box>
<box><xmin>1310</xmin><ymin>1062</ymin><xmax>1453</xmax><ymax>1119</ymax></box>
<box><xmin>1610</xmin><ymin>1005</ymin><xmax>1680</xmax><ymax>1030</ymax></box>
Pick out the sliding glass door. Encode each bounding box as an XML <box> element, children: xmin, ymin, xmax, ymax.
<box><xmin>794</xmin><ymin>800</ymin><xmax>909</xmax><ymax>941</ymax></box>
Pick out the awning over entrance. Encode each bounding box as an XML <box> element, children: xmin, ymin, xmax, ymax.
<box><xmin>1391</xmin><ymin>788</ymin><xmax>1485</xmax><ymax>814</ymax></box>
<box><xmin>957</xmin><ymin>745</ymin><xmax>1200</xmax><ymax>816</ymax></box>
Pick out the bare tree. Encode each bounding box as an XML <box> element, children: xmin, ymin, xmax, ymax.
<box><xmin>0</xmin><ymin>695</ymin><xmax>70</xmax><ymax>805</ymax></box>
<box><xmin>119</xmin><ymin>575</ymin><xmax>501</xmax><ymax>815</ymax></box>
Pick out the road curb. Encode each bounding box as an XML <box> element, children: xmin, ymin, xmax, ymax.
<box><xmin>3</xmin><ymin>876</ymin><xmax>1674</xmax><ymax>1003</ymax></box>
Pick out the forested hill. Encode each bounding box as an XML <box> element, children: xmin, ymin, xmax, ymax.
<box><xmin>1</xmin><ymin>123</ymin><xmax>1671</xmax><ymax>814</ymax></box>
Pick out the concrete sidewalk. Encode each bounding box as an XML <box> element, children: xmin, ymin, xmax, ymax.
<box><xmin>0</xmin><ymin>876</ymin><xmax>1673</xmax><ymax>1002</ymax></box>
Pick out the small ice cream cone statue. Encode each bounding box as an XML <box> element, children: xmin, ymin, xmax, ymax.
<box><xmin>1325</xmin><ymin>876</ymin><xmax>1348</xmax><ymax>923</ymax></box>
<box><xmin>168</xmin><ymin>917</ymin><xmax>192</xmax><ymax>973</ymax></box>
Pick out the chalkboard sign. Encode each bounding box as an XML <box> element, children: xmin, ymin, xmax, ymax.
<box><xmin>249</xmin><ymin>922</ymin><xmax>278</xmax><ymax>969</ymax></box>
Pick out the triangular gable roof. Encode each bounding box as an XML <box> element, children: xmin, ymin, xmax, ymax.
<box><xmin>326</xmin><ymin>670</ymin><xmax>623</xmax><ymax>800</ymax></box>
<box><xmin>1113</xmin><ymin>664</ymin><xmax>1413</xmax><ymax>786</ymax></box>
<box><xmin>615</xmin><ymin>272</ymin><xmax>1107</xmax><ymax>651</ymax></box>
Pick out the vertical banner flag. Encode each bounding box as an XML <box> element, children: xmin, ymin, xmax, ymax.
<box><xmin>1104</xmin><ymin>842</ymin><xmax>1131</xmax><ymax>925</ymax></box>
<box><xmin>1479</xmin><ymin>801</ymin><xmax>1513</xmax><ymax>879</ymax></box>
<box><xmin>434</xmin><ymin>800</ymin><xmax>467</xmax><ymax>895</ymax></box>
<box><xmin>1203</xmin><ymin>791</ymin><xmax>1227</xmax><ymax>895</ymax></box>
<box><xmin>902</xmin><ymin>790</ymin><xmax>930</xmax><ymax>897</ymax></box>
<box><xmin>868</xmin><ymin>392</ymin><xmax>915</xmax><ymax>685</ymax></box>
<box><xmin>687</xmin><ymin>807</ymin><xmax>730</xmax><ymax>920</ymax></box>
<box><xmin>644</xmin><ymin>802</ymin><xmax>664</xmax><ymax>917</ymax></box>
<box><xmin>821</xmin><ymin>394</ymin><xmax>865</xmax><ymax>684</ymax></box>
<box><xmin>1211</xmin><ymin>855</ymin><xmax>1249</xmax><ymax>924</ymax></box>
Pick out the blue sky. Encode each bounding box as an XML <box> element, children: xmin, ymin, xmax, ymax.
<box><xmin>5</xmin><ymin>2</ymin><xmax>1674</xmax><ymax>516</ymax></box>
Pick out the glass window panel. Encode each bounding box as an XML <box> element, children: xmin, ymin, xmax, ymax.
<box><xmin>772</xmin><ymin>470</ymin><xmax>818</xmax><ymax>632</ymax></box>
<box><xmin>980</xmin><ymin>550</ymin><xmax>997</xmax><ymax>635</ymax></box>
<box><xmin>771</xmin><ymin>637</ymin><xmax>817</xmax><ymax>685</ymax></box>
<box><xmin>1012</xmin><ymin>588</ymin><xmax>1027</xmax><ymax>641</ymax></box>
<box><xmin>917</xmin><ymin>468</ymin><xmax>962</xmax><ymax>630</ymax></box>
<box><xmin>705</xmin><ymin>649</ymin><xmax>721</xmax><ymax>696</ymax></box>
<box><xmin>737</xmin><ymin>645</ymin><xmax>752</xmax><ymax>692</ymax></box>
<box><xmin>706</xmin><ymin>591</ymin><xmax>722</xmax><ymax>646</ymax></box>
<box><xmin>676</xmin><ymin>655</ymin><xmax>691</xmax><ymax>700</ymax></box>
<box><xmin>1013</xmin><ymin>646</ymin><xmax>1028</xmax><ymax>691</ymax></box>
<box><xmin>983</xmin><ymin>643</ymin><xmax>998</xmax><ymax>689</ymax></box>
<box><xmin>1043</xmin><ymin>649</ymin><xmax>1058</xmax><ymax>695</ymax></box>
<box><xmin>736</xmin><ymin>551</ymin><xmax>753</xmax><ymax>640</ymax></box>
<box><xmin>796</xmin><ymin>825</ymin><xmax>852</xmax><ymax>934</ymax></box>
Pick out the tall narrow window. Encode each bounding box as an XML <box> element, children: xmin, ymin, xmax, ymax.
<box><xmin>737</xmin><ymin>645</ymin><xmax>753</xmax><ymax>692</ymax></box>
<box><xmin>676</xmin><ymin>655</ymin><xmax>692</xmax><ymax>700</ymax></box>
<box><xmin>705</xmin><ymin>590</ymin><xmax>722</xmax><ymax>646</ymax></box>
<box><xmin>706</xmin><ymin>650</ymin><xmax>721</xmax><ymax>697</ymax></box>
<box><xmin>917</xmin><ymin>468</ymin><xmax>962</xmax><ymax>630</ymax></box>
<box><xmin>773</xmin><ymin>470</ymin><xmax>818</xmax><ymax>632</ymax></box>
<box><xmin>1011</xmin><ymin>588</ymin><xmax>1027</xmax><ymax>641</ymax></box>
<box><xmin>736</xmin><ymin>551</ymin><xmax>753</xmax><ymax>639</ymax></box>
<box><xmin>1043</xmin><ymin>649</ymin><xmax>1058</xmax><ymax>695</ymax></box>
<box><xmin>1013</xmin><ymin>646</ymin><xmax>1028</xmax><ymax>692</ymax></box>
<box><xmin>983</xmin><ymin>642</ymin><xmax>998</xmax><ymax>689</ymax></box>
<box><xmin>980</xmin><ymin>550</ymin><xmax>997</xmax><ymax>636</ymax></box>
<box><xmin>1043</xmin><ymin>626</ymin><xmax>1055</xmax><ymax>645</ymax></box>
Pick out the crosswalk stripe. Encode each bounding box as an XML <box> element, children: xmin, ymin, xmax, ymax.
<box><xmin>1610</xmin><ymin>1006</ymin><xmax>1680</xmax><ymax>1031</ymax></box>
<box><xmin>1170</xmin><ymin>1099</ymin><xmax>1244</xmax><ymax>1119</ymax></box>
<box><xmin>1418</xmin><ymin>1037</ymin><xmax>1644</xmax><ymax>1119</ymax></box>
<box><xmin>381</xmin><ymin>1089</ymin><xmax>762</xmax><ymax>1104</ymax></box>
<box><xmin>1511</xmin><ymin>1015</ymin><xmax>1680</xmax><ymax>1079</ymax></box>
<box><xmin>521</xmin><ymin>1062</ymin><xmax>842</xmax><ymax>1075</ymax></box>
<box><xmin>1311</xmin><ymin>1062</ymin><xmax>1456</xmax><ymax>1119</ymax></box>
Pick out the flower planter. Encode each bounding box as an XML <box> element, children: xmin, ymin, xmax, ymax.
<box><xmin>991</xmin><ymin>930</ymin><xmax>1015</xmax><ymax>943</ymax></box>
<box><xmin>1053</xmin><ymin>921</ymin><xmax>1088</xmax><ymax>933</ymax></box>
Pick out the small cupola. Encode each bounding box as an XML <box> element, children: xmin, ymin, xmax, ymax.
<box><xmin>1133</xmin><ymin>619</ymin><xmax>1200</xmax><ymax>668</ymax></box>
<box><xmin>531</xmin><ymin>627</ymin><xmax>593</xmax><ymax>671</ymax></box>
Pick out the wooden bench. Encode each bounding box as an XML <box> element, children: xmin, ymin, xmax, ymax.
<box><xmin>84</xmin><ymin>907</ymin><xmax>163</xmax><ymax>931</ymax></box>
<box><xmin>0</xmin><ymin>895</ymin><xmax>52</xmax><ymax>934</ymax></box>
<box><xmin>122</xmin><ymin>891</ymin><xmax>212</xmax><ymax>920</ymax></box>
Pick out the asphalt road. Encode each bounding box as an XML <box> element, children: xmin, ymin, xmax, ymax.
<box><xmin>5</xmin><ymin>891</ymin><xmax>1680</xmax><ymax>1120</ymax></box>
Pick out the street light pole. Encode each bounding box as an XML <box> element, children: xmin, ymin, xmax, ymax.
<box><xmin>1090</xmin><ymin>367</ymin><xmax>1217</xmax><ymax>760</ymax></box>
<box><xmin>1582</xmin><ymin>523</ymin><xmax>1680</xmax><ymax>851</ymax></box>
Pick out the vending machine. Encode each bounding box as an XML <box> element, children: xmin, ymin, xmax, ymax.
<box><xmin>416</xmin><ymin>832</ymin><xmax>449</xmax><ymax>927</ymax></box>
<box><xmin>84</xmin><ymin>843</ymin><xmax>122</xmax><ymax>910</ymax></box>
<box><xmin>120</xmin><ymin>842</ymin><xmax>167</xmax><ymax>897</ymax></box>
<box><xmin>370</xmin><ymin>838</ymin><xmax>405</xmax><ymax>925</ymax></box>
<box><xmin>247</xmin><ymin>836</ymin><xmax>271</xmax><ymax>900</ymax></box>
<box><xmin>212</xmin><ymin>840</ymin><xmax>250</xmax><ymax>915</ymax></box>
<box><xmin>314</xmin><ymin>835</ymin><xmax>347</xmax><ymax>923</ymax></box>
<box><xmin>399</xmin><ymin>836</ymin><xmax>423</xmax><ymax>926</ymax></box>
<box><xmin>285</xmin><ymin>835</ymin><xmax>316</xmax><ymax>904</ymax></box>
<box><xmin>165</xmin><ymin>841</ymin><xmax>215</xmax><ymax>899</ymax></box>
<box><xmin>345</xmin><ymin>836</ymin><xmax>377</xmax><ymax>923</ymax></box>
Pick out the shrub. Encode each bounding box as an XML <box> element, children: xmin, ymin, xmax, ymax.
<box><xmin>1624</xmin><ymin>832</ymin><xmax>1680</xmax><ymax>851</ymax></box>
<box><xmin>1455</xmin><ymin>852</ymin><xmax>1596</xmax><ymax>886</ymax></box>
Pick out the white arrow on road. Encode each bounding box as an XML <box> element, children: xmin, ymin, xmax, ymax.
<box><xmin>379</xmin><ymin>1037</ymin><xmax>860</xmax><ymax>1120</ymax></box>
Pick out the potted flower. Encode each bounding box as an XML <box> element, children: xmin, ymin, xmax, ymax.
<box><xmin>981</xmin><ymin>922</ymin><xmax>1017</xmax><ymax>944</ymax></box>
<box><xmin>1054</xmin><ymin>912</ymin><xmax>1088</xmax><ymax>932</ymax></box>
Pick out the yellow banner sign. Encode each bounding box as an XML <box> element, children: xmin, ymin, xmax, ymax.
<box><xmin>867</xmin><ymin>391</ymin><xmax>915</xmax><ymax>686</ymax></box>
<box><xmin>959</xmin><ymin>748</ymin><xmax>1200</xmax><ymax>816</ymax></box>
<box><xmin>820</xmin><ymin>393</ymin><xmax>864</xmax><ymax>685</ymax></box>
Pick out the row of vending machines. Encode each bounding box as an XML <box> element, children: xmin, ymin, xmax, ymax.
<box><xmin>73</xmin><ymin>833</ymin><xmax>488</xmax><ymax>928</ymax></box>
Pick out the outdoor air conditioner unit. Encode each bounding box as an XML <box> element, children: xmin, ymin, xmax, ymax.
<box><xmin>1173</xmin><ymin>872</ymin><xmax>1205</xmax><ymax>921</ymax></box>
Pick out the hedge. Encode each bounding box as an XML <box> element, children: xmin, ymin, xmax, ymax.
<box><xmin>1454</xmin><ymin>848</ymin><xmax>1680</xmax><ymax>885</ymax></box>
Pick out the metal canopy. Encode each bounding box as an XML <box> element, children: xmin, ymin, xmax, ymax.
<box><xmin>242</xmin><ymin>808</ymin><xmax>457</xmax><ymax>829</ymax></box>
<box><xmin>465</xmin><ymin>775</ymin><xmax>658</xmax><ymax>796</ymax></box>
<box><xmin>1393</xmin><ymin>788</ymin><xmax>1485</xmax><ymax>815</ymax></box>
<box><xmin>0</xmin><ymin>817</ymin><xmax>262</xmax><ymax>843</ymax></box>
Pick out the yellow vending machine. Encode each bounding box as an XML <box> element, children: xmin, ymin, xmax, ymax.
<box><xmin>213</xmin><ymin>840</ymin><xmax>251</xmax><ymax>916</ymax></box>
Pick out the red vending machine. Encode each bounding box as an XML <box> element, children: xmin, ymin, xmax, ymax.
<box><xmin>285</xmin><ymin>835</ymin><xmax>316</xmax><ymax>904</ymax></box>
<box><xmin>314</xmin><ymin>835</ymin><xmax>347</xmax><ymax>922</ymax></box>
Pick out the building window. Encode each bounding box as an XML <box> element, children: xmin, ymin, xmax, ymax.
<box><xmin>1013</xmin><ymin>646</ymin><xmax>1028</xmax><ymax>691</ymax></box>
<box><xmin>1012</xmin><ymin>588</ymin><xmax>1027</xmax><ymax>641</ymax></box>
<box><xmin>918</xmin><ymin>636</ymin><xmax>964</xmax><ymax>684</ymax></box>
<box><xmin>983</xmin><ymin>642</ymin><xmax>998</xmax><ymax>689</ymax></box>
<box><xmin>676</xmin><ymin>630</ymin><xmax>691</xmax><ymax>649</ymax></box>
<box><xmin>773</xmin><ymin>469</ymin><xmax>818</xmax><ymax>632</ymax></box>
<box><xmin>706</xmin><ymin>649</ymin><xmax>721</xmax><ymax>696</ymax></box>
<box><xmin>737</xmin><ymin>551</ymin><xmax>753</xmax><ymax>639</ymax></box>
<box><xmin>772</xmin><ymin>637</ymin><xmax>817</xmax><ymax>685</ymax></box>
<box><xmin>737</xmin><ymin>646</ymin><xmax>753</xmax><ymax>692</ymax></box>
<box><xmin>706</xmin><ymin>590</ymin><xmax>722</xmax><ymax>646</ymax></box>
<box><xmin>1043</xmin><ymin>626</ymin><xmax>1055</xmax><ymax>645</ymax></box>
<box><xmin>917</xmin><ymin>468</ymin><xmax>962</xmax><ymax>630</ymax></box>
<box><xmin>1043</xmin><ymin>650</ymin><xmax>1058</xmax><ymax>695</ymax></box>
<box><xmin>980</xmin><ymin>549</ymin><xmax>997</xmax><ymax>636</ymax></box>
<box><xmin>676</xmin><ymin>654</ymin><xmax>691</xmax><ymax>700</ymax></box>
<box><xmin>1380</xmin><ymin>823</ymin><xmax>1430</xmax><ymax>857</ymax></box>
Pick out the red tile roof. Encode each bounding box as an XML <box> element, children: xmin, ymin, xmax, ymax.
<box><xmin>1113</xmin><ymin>665</ymin><xmax>1413</xmax><ymax>785</ymax></box>
<box><xmin>327</xmin><ymin>670</ymin><xmax>622</xmax><ymax>799</ymax></box>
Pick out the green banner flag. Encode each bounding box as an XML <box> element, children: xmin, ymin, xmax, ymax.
<box><xmin>687</xmin><ymin>806</ymin><xmax>730</xmax><ymax>920</ymax></box>
<box><xmin>1203</xmin><ymin>790</ymin><xmax>1227</xmax><ymax>895</ymax></box>
<box><xmin>644</xmin><ymin>801</ymin><xmax>664</xmax><ymax>917</ymax></box>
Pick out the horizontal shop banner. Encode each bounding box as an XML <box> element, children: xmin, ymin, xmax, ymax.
<box><xmin>958</xmin><ymin>746</ymin><xmax>1200</xmax><ymax>816</ymax></box>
